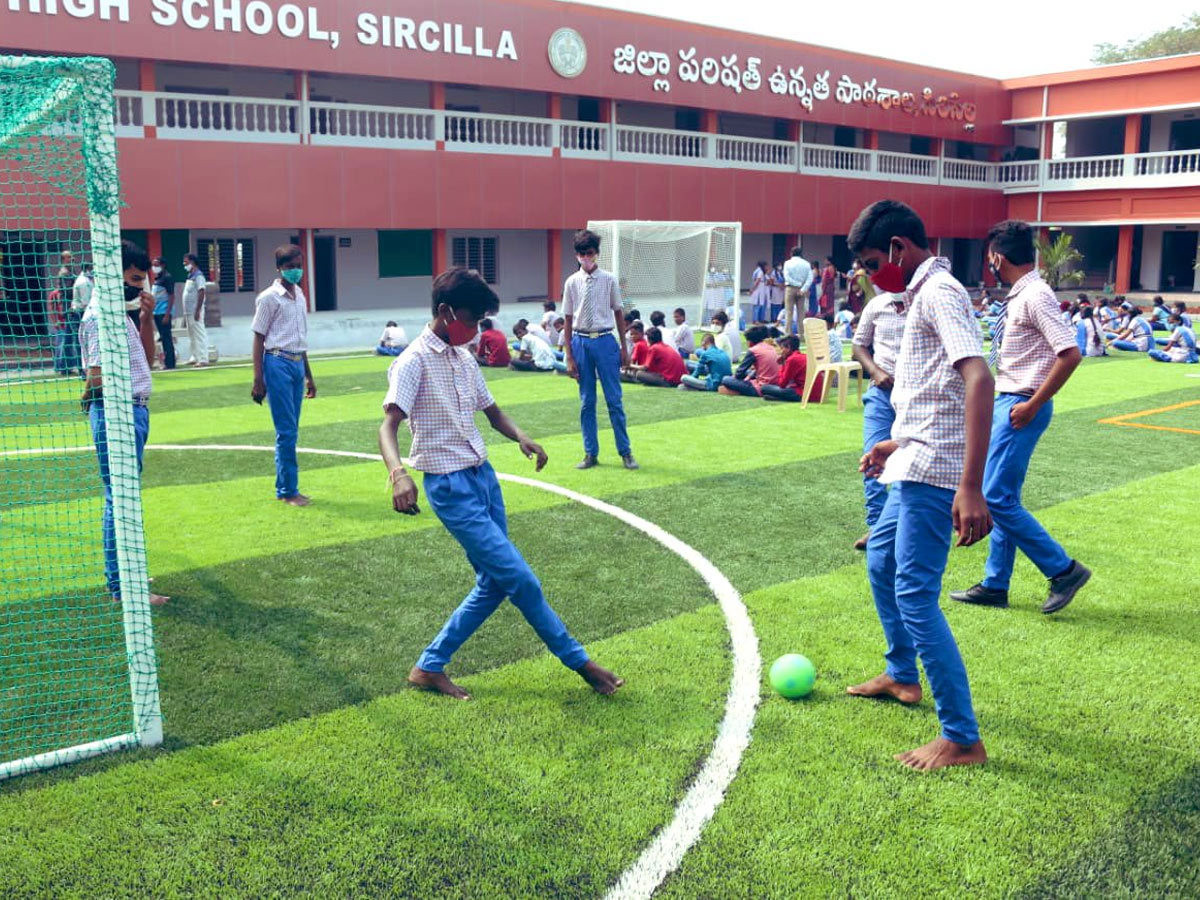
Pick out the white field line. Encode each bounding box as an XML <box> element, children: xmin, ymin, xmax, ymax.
<box><xmin>122</xmin><ymin>442</ymin><xmax>761</xmax><ymax>899</ymax></box>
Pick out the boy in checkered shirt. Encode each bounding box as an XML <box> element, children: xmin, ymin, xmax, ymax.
<box><xmin>846</xmin><ymin>201</ymin><xmax>994</xmax><ymax>771</ymax></box>
<box><xmin>379</xmin><ymin>268</ymin><xmax>624</xmax><ymax>701</ymax></box>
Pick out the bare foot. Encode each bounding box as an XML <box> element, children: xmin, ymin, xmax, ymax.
<box><xmin>578</xmin><ymin>660</ymin><xmax>625</xmax><ymax>695</ymax></box>
<box><xmin>846</xmin><ymin>672</ymin><xmax>922</xmax><ymax>704</ymax></box>
<box><xmin>408</xmin><ymin>666</ymin><xmax>471</xmax><ymax>700</ymax></box>
<box><xmin>895</xmin><ymin>737</ymin><xmax>987</xmax><ymax>771</ymax></box>
<box><xmin>279</xmin><ymin>493</ymin><xmax>311</xmax><ymax>507</ymax></box>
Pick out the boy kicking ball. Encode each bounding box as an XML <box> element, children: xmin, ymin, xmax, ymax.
<box><xmin>379</xmin><ymin>268</ymin><xmax>624</xmax><ymax>701</ymax></box>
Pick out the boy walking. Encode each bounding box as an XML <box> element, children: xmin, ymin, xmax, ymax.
<box><xmin>950</xmin><ymin>220</ymin><xmax>1089</xmax><ymax>614</ymax></box>
<box><xmin>251</xmin><ymin>245</ymin><xmax>316</xmax><ymax>507</ymax></box>
<box><xmin>380</xmin><ymin>268</ymin><xmax>623</xmax><ymax>700</ymax></box>
<box><xmin>562</xmin><ymin>229</ymin><xmax>638</xmax><ymax>470</ymax></box>
<box><xmin>846</xmin><ymin>200</ymin><xmax>994</xmax><ymax>771</ymax></box>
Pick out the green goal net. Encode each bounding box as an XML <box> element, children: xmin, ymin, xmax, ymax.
<box><xmin>0</xmin><ymin>56</ymin><xmax>162</xmax><ymax>781</ymax></box>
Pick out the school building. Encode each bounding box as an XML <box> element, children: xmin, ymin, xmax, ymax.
<box><xmin>2</xmin><ymin>0</ymin><xmax>1198</xmax><ymax>351</ymax></box>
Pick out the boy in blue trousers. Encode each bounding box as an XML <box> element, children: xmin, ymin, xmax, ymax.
<box><xmin>379</xmin><ymin>268</ymin><xmax>624</xmax><ymax>701</ymax></box>
<box><xmin>846</xmin><ymin>200</ymin><xmax>994</xmax><ymax>771</ymax></box>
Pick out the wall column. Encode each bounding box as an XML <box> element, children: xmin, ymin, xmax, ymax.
<box><xmin>432</xmin><ymin>229</ymin><xmax>449</xmax><ymax>279</ymax></box>
<box><xmin>547</xmin><ymin>94</ymin><xmax>562</xmax><ymax>159</ymax></box>
<box><xmin>547</xmin><ymin>230</ymin><xmax>563</xmax><ymax>302</ymax></box>
<box><xmin>431</xmin><ymin>83</ymin><xmax>446</xmax><ymax>148</ymax></box>
<box><xmin>1123</xmin><ymin>114</ymin><xmax>1142</xmax><ymax>155</ymax></box>
<box><xmin>1115</xmin><ymin>225</ymin><xmax>1134</xmax><ymax>294</ymax></box>
<box><xmin>297</xmin><ymin>228</ymin><xmax>314</xmax><ymax>312</ymax></box>
<box><xmin>294</xmin><ymin>71</ymin><xmax>310</xmax><ymax>144</ymax></box>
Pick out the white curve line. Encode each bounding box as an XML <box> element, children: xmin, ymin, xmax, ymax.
<box><xmin>13</xmin><ymin>441</ymin><xmax>762</xmax><ymax>898</ymax></box>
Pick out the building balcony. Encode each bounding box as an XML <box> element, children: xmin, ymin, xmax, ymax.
<box><xmin>112</xmin><ymin>91</ymin><xmax>1200</xmax><ymax>198</ymax></box>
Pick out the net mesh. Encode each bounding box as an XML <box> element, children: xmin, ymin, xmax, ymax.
<box><xmin>587</xmin><ymin>221</ymin><xmax>741</xmax><ymax>325</ymax></box>
<box><xmin>0</xmin><ymin>56</ymin><xmax>161</xmax><ymax>780</ymax></box>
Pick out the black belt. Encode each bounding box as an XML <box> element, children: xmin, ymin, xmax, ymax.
<box><xmin>999</xmin><ymin>391</ymin><xmax>1035</xmax><ymax>398</ymax></box>
<box><xmin>266</xmin><ymin>348</ymin><xmax>304</xmax><ymax>361</ymax></box>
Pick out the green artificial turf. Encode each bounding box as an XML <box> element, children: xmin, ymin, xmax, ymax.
<box><xmin>1</xmin><ymin>353</ymin><xmax>1198</xmax><ymax>897</ymax></box>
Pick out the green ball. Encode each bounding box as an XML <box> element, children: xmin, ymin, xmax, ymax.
<box><xmin>769</xmin><ymin>654</ymin><xmax>816</xmax><ymax>699</ymax></box>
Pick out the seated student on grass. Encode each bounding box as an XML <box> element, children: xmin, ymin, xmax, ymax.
<box><xmin>628</xmin><ymin>326</ymin><xmax>686</xmax><ymax>387</ymax></box>
<box><xmin>552</xmin><ymin>316</ymin><xmax>566</xmax><ymax>360</ymax></box>
<box><xmin>510</xmin><ymin>319</ymin><xmax>557</xmax><ymax>372</ymax></box>
<box><xmin>1076</xmin><ymin>306</ymin><xmax>1107</xmax><ymax>357</ymax></box>
<box><xmin>679</xmin><ymin>332</ymin><xmax>732</xmax><ymax>391</ymax></box>
<box><xmin>380</xmin><ymin>268</ymin><xmax>623</xmax><ymax>701</ymax></box>
<box><xmin>1149</xmin><ymin>312</ymin><xmax>1198</xmax><ymax>363</ymax></box>
<box><xmin>1108</xmin><ymin>308</ymin><xmax>1154</xmax><ymax>353</ymax></box>
<box><xmin>1095</xmin><ymin>297</ymin><xmax>1117</xmax><ymax>332</ymax></box>
<box><xmin>377</xmin><ymin>321</ymin><xmax>409</xmax><ymax>356</ymax></box>
<box><xmin>836</xmin><ymin>301</ymin><xmax>856</xmax><ymax>340</ymax></box>
<box><xmin>540</xmin><ymin>300</ymin><xmax>557</xmax><ymax>334</ymax></box>
<box><xmin>824</xmin><ymin>313</ymin><xmax>844</xmax><ymax>361</ymax></box>
<box><xmin>720</xmin><ymin>324</ymin><xmax>779</xmax><ymax>396</ymax></box>
<box><xmin>761</xmin><ymin>334</ymin><xmax>821</xmax><ymax>402</ymax></box>
<box><xmin>1150</xmin><ymin>296</ymin><xmax>1170</xmax><ymax>331</ymax></box>
<box><xmin>621</xmin><ymin>320</ymin><xmax>650</xmax><ymax>382</ymax></box>
<box><xmin>710</xmin><ymin>309</ymin><xmax>739</xmax><ymax>364</ymax></box>
<box><xmin>671</xmin><ymin>307</ymin><xmax>695</xmax><ymax>358</ymax></box>
<box><xmin>648</xmin><ymin>310</ymin><xmax>672</xmax><ymax>348</ymax></box>
<box><xmin>1174</xmin><ymin>301</ymin><xmax>1193</xmax><ymax>330</ymax></box>
<box><xmin>475</xmin><ymin>317</ymin><xmax>510</xmax><ymax>367</ymax></box>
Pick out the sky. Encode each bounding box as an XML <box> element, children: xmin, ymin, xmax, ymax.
<box><xmin>564</xmin><ymin>0</ymin><xmax>1199</xmax><ymax>79</ymax></box>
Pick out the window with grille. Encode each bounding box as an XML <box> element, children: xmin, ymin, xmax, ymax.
<box><xmin>196</xmin><ymin>238</ymin><xmax>256</xmax><ymax>293</ymax></box>
<box><xmin>451</xmin><ymin>236</ymin><xmax>498</xmax><ymax>285</ymax></box>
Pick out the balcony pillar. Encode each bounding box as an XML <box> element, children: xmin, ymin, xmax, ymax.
<box><xmin>294</xmin><ymin>71</ymin><xmax>309</xmax><ymax>144</ymax></box>
<box><xmin>138</xmin><ymin>60</ymin><xmax>157</xmax><ymax>138</ymax></box>
<box><xmin>1123</xmin><ymin>115</ymin><xmax>1142</xmax><ymax>154</ymax></box>
<box><xmin>1115</xmin><ymin>225</ymin><xmax>1134</xmax><ymax>294</ymax></box>
<box><xmin>547</xmin><ymin>94</ymin><xmax>562</xmax><ymax>158</ymax></box>
<box><xmin>298</xmin><ymin>228</ymin><xmax>314</xmax><ymax>312</ymax></box>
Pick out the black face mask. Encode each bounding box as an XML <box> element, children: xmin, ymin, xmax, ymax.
<box><xmin>124</xmin><ymin>284</ymin><xmax>142</xmax><ymax>302</ymax></box>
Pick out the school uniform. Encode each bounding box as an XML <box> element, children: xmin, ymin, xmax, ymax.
<box><xmin>79</xmin><ymin>302</ymin><xmax>151</xmax><ymax>598</ymax></box>
<box><xmin>476</xmin><ymin>328</ymin><xmax>511</xmax><ymax>367</ymax></box>
<box><xmin>1076</xmin><ymin>318</ymin><xmax>1107</xmax><ymax>357</ymax></box>
<box><xmin>672</xmin><ymin>320</ymin><xmax>696</xmax><ymax>357</ymax></box>
<box><xmin>512</xmin><ymin>332</ymin><xmax>557</xmax><ymax>371</ymax></box>
<box><xmin>980</xmin><ymin>270</ymin><xmax>1078</xmax><ymax>594</ymax></box>
<box><xmin>1148</xmin><ymin>325</ymin><xmax>1198</xmax><ymax>363</ymax></box>
<box><xmin>680</xmin><ymin>345</ymin><xmax>732</xmax><ymax>391</ymax></box>
<box><xmin>1112</xmin><ymin>316</ymin><xmax>1153</xmax><ymax>352</ymax></box>
<box><xmin>760</xmin><ymin>351</ymin><xmax>816</xmax><ymax>402</ymax></box>
<box><xmin>750</xmin><ymin>267</ymin><xmax>771</xmax><ymax>322</ymax></box>
<box><xmin>562</xmin><ymin>266</ymin><xmax>632</xmax><ymax>461</ymax></box>
<box><xmin>636</xmin><ymin>342</ymin><xmax>687</xmax><ymax>386</ymax></box>
<box><xmin>827</xmin><ymin>328</ymin><xmax>844</xmax><ymax>362</ymax></box>
<box><xmin>867</xmin><ymin>256</ymin><xmax>981</xmax><ymax>748</ymax></box>
<box><xmin>852</xmin><ymin>292</ymin><xmax>907</xmax><ymax>528</ymax></box>
<box><xmin>252</xmin><ymin>279</ymin><xmax>309</xmax><ymax>500</ymax></box>
<box><xmin>384</xmin><ymin>327</ymin><xmax>589</xmax><ymax>674</ymax></box>
<box><xmin>182</xmin><ymin>267</ymin><xmax>208</xmax><ymax>364</ymax></box>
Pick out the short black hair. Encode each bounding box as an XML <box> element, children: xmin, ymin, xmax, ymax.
<box><xmin>543</xmin><ymin>300</ymin><xmax>555</xmax><ymax>311</ymax></box>
<box><xmin>986</xmin><ymin>219</ymin><xmax>1035</xmax><ymax>266</ymax></box>
<box><xmin>626</xmin><ymin>308</ymin><xmax>641</xmax><ymax>323</ymax></box>
<box><xmin>780</xmin><ymin>335</ymin><xmax>800</xmax><ymax>351</ymax></box>
<box><xmin>81</xmin><ymin>262</ymin><xmax>93</xmax><ymax>272</ymax></box>
<box><xmin>574</xmin><ymin>229</ymin><xmax>601</xmax><ymax>254</ymax></box>
<box><xmin>1174</xmin><ymin>301</ymin><xmax>1187</xmax><ymax>312</ymax></box>
<box><xmin>847</xmin><ymin>200</ymin><xmax>929</xmax><ymax>254</ymax></box>
<box><xmin>711</xmin><ymin>310</ymin><xmax>729</xmax><ymax>327</ymax></box>
<box><xmin>650</xmin><ymin>310</ymin><xmax>666</xmax><ymax>327</ymax></box>
<box><xmin>1153</xmin><ymin>296</ymin><xmax>1165</xmax><ymax>305</ymax></box>
<box><xmin>791</xmin><ymin>246</ymin><xmax>803</xmax><ymax>257</ymax></box>
<box><xmin>745</xmin><ymin>324</ymin><xmax>769</xmax><ymax>344</ymax></box>
<box><xmin>673</xmin><ymin>307</ymin><xmax>685</xmax><ymax>317</ymax></box>
<box><xmin>1077</xmin><ymin>292</ymin><xmax>1089</xmax><ymax>302</ymax></box>
<box><xmin>628</xmin><ymin>319</ymin><xmax>645</xmax><ymax>333</ymax></box>
<box><xmin>646</xmin><ymin>326</ymin><xmax>663</xmax><ymax>344</ymax></box>
<box><xmin>512</xmin><ymin>319</ymin><xmax>528</xmax><ymax>336</ymax></box>
<box><xmin>275</xmin><ymin>244</ymin><xmax>303</xmax><ymax>268</ymax></box>
<box><xmin>431</xmin><ymin>267</ymin><xmax>500</xmax><ymax>318</ymax></box>
<box><xmin>121</xmin><ymin>239</ymin><xmax>150</xmax><ymax>274</ymax></box>
<box><xmin>478</xmin><ymin>318</ymin><xmax>492</xmax><ymax>330</ymax></box>
<box><xmin>184</xmin><ymin>252</ymin><xmax>200</xmax><ymax>267</ymax></box>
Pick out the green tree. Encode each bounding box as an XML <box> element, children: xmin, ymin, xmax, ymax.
<box><xmin>1093</xmin><ymin>14</ymin><xmax>1200</xmax><ymax>64</ymax></box>
<box><xmin>1036</xmin><ymin>232</ymin><xmax>1085</xmax><ymax>291</ymax></box>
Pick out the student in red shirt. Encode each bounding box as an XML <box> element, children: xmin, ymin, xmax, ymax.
<box><xmin>475</xmin><ymin>317</ymin><xmax>510</xmax><ymax>367</ymax></box>
<box><xmin>621</xmin><ymin>320</ymin><xmax>650</xmax><ymax>382</ymax></box>
<box><xmin>630</xmin><ymin>326</ymin><xmax>686</xmax><ymax>387</ymax></box>
<box><xmin>761</xmin><ymin>334</ymin><xmax>821</xmax><ymax>401</ymax></box>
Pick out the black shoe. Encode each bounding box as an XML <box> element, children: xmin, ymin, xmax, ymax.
<box><xmin>949</xmin><ymin>583</ymin><xmax>1009</xmax><ymax>608</ymax></box>
<box><xmin>576</xmin><ymin>455</ymin><xmax>598</xmax><ymax>470</ymax></box>
<box><xmin>1043</xmin><ymin>561</ymin><xmax>1090</xmax><ymax>614</ymax></box>
<box><xmin>622</xmin><ymin>454</ymin><xmax>640</xmax><ymax>471</ymax></box>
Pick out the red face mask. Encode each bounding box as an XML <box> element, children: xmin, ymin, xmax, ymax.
<box><xmin>444</xmin><ymin>309</ymin><xmax>478</xmax><ymax>346</ymax></box>
<box><xmin>870</xmin><ymin>245</ymin><xmax>908</xmax><ymax>294</ymax></box>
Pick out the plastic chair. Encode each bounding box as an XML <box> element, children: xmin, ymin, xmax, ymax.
<box><xmin>800</xmin><ymin>317</ymin><xmax>863</xmax><ymax>412</ymax></box>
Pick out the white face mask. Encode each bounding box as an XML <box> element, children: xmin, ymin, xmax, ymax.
<box><xmin>151</xmin><ymin>266</ymin><xmax>163</xmax><ymax>275</ymax></box>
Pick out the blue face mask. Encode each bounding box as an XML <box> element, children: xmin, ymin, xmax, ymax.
<box><xmin>281</xmin><ymin>267</ymin><xmax>304</xmax><ymax>285</ymax></box>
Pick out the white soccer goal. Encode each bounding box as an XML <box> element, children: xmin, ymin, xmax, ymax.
<box><xmin>586</xmin><ymin>221</ymin><xmax>741</xmax><ymax>327</ymax></box>
<box><xmin>0</xmin><ymin>56</ymin><xmax>163</xmax><ymax>781</ymax></box>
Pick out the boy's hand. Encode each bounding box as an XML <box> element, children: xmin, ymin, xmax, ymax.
<box><xmin>859</xmin><ymin>439</ymin><xmax>898</xmax><ymax>479</ymax></box>
<box><xmin>871</xmin><ymin>369</ymin><xmax>894</xmax><ymax>390</ymax></box>
<box><xmin>566</xmin><ymin>357</ymin><xmax>578</xmax><ymax>379</ymax></box>
<box><xmin>251</xmin><ymin>379</ymin><xmax>266</xmax><ymax>405</ymax></box>
<box><xmin>392</xmin><ymin>474</ymin><xmax>420</xmax><ymax>515</ymax></box>
<box><xmin>1009</xmin><ymin>399</ymin><xmax>1038</xmax><ymax>430</ymax></box>
<box><xmin>952</xmin><ymin>487</ymin><xmax>992</xmax><ymax>547</ymax></box>
<box><xmin>305</xmin><ymin>377</ymin><xmax>317</xmax><ymax>399</ymax></box>
<box><xmin>519</xmin><ymin>437</ymin><xmax>548</xmax><ymax>471</ymax></box>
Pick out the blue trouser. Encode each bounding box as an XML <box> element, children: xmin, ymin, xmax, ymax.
<box><xmin>90</xmin><ymin>402</ymin><xmax>149</xmax><ymax>596</ymax></box>
<box><xmin>376</xmin><ymin>344</ymin><xmax>404</xmax><ymax>356</ymax></box>
<box><xmin>1110</xmin><ymin>340</ymin><xmax>1147</xmax><ymax>352</ymax></box>
<box><xmin>263</xmin><ymin>352</ymin><xmax>304</xmax><ymax>498</ymax></box>
<box><xmin>571</xmin><ymin>333</ymin><xmax>631</xmax><ymax>459</ymax></box>
<box><xmin>861</xmin><ymin>385</ymin><xmax>895</xmax><ymax>529</ymax></box>
<box><xmin>982</xmin><ymin>394</ymin><xmax>1071</xmax><ymax>591</ymax></box>
<box><xmin>867</xmin><ymin>481</ymin><xmax>979</xmax><ymax>746</ymax></box>
<box><xmin>417</xmin><ymin>462</ymin><xmax>588</xmax><ymax>672</ymax></box>
<box><xmin>720</xmin><ymin>376</ymin><xmax>759</xmax><ymax>397</ymax></box>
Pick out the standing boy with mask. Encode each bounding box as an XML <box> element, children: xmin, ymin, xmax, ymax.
<box><xmin>251</xmin><ymin>245</ymin><xmax>316</xmax><ymax>507</ymax></box>
<box><xmin>379</xmin><ymin>268</ymin><xmax>624</xmax><ymax>701</ymax></box>
<box><xmin>846</xmin><ymin>200</ymin><xmax>994</xmax><ymax>771</ymax></box>
<box><xmin>181</xmin><ymin>252</ymin><xmax>208</xmax><ymax>367</ymax></box>
<box><xmin>562</xmin><ymin>229</ymin><xmax>638</xmax><ymax>470</ymax></box>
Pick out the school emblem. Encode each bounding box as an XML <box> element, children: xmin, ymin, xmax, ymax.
<box><xmin>548</xmin><ymin>28</ymin><xmax>587</xmax><ymax>79</ymax></box>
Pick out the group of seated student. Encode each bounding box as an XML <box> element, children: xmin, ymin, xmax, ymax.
<box><xmin>715</xmin><ymin>325</ymin><xmax>822</xmax><ymax>402</ymax></box>
<box><xmin>510</xmin><ymin>318</ymin><xmax>566</xmax><ymax>372</ymax></box>
<box><xmin>622</xmin><ymin>323</ymin><xmax>688</xmax><ymax>386</ymax></box>
<box><xmin>1149</xmin><ymin>309</ymin><xmax>1198</xmax><ymax>363</ymax></box>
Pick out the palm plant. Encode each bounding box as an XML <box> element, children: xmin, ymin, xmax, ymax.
<box><xmin>1035</xmin><ymin>232</ymin><xmax>1085</xmax><ymax>291</ymax></box>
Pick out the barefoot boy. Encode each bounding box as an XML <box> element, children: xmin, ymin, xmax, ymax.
<box><xmin>845</xmin><ymin>200</ymin><xmax>994</xmax><ymax>771</ymax></box>
<box><xmin>379</xmin><ymin>268</ymin><xmax>624</xmax><ymax>701</ymax></box>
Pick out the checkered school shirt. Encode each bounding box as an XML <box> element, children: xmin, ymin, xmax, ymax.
<box><xmin>882</xmin><ymin>257</ymin><xmax>983</xmax><ymax>491</ymax></box>
<box><xmin>382</xmin><ymin>327</ymin><xmax>496</xmax><ymax>475</ymax></box>
<box><xmin>994</xmin><ymin>271</ymin><xmax>1078</xmax><ymax>395</ymax></box>
<box><xmin>251</xmin><ymin>280</ymin><xmax>308</xmax><ymax>353</ymax></box>
<box><xmin>563</xmin><ymin>267</ymin><xmax>622</xmax><ymax>332</ymax></box>
<box><xmin>852</xmin><ymin>292</ymin><xmax>907</xmax><ymax>377</ymax></box>
<box><xmin>79</xmin><ymin>304</ymin><xmax>152</xmax><ymax>400</ymax></box>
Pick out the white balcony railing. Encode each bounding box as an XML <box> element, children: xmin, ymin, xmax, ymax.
<box><xmin>110</xmin><ymin>90</ymin><xmax>1200</xmax><ymax>195</ymax></box>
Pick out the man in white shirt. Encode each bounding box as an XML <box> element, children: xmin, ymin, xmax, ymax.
<box><xmin>511</xmin><ymin>319</ymin><xmax>557</xmax><ymax>371</ymax></box>
<box><xmin>181</xmin><ymin>253</ymin><xmax>209</xmax><ymax>367</ymax></box>
<box><xmin>670</xmin><ymin>307</ymin><xmax>695</xmax><ymax>358</ymax></box>
<box><xmin>782</xmin><ymin>246</ymin><xmax>814</xmax><ymax>335</ymax></box>
<box><xmin>376</xmin><ymin>321</ymin><xmax>408</xmax><ymax>356</ymax></box>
